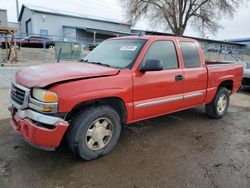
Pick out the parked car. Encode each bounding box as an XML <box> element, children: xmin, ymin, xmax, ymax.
<box><xmin>20</xmin><ymin>36</ymin><xmax>55</xmax><ymax>48</ymax></box>
<box><xmin>240</xmin><ymin>62</ymin><xmax>250</xmax><ymax>88</ymax></box>
<box><xmin>88</xmin><ymin>42</ymin><xmax>101</xmax><ymax>51</ymax></box>
<box><xmin>9</xmin><ymin>36</ymin><xmax>243</xmax><ymax>160</ymax></box>
<box><xmin>1</xmin><ymin>36</ymin><xmax>55</xmax><ymax>49</ymax></box>
<box><xmin>218</xmin><ymin>61</ymin><xmax>250</xmax><ymax>89</ymax></box>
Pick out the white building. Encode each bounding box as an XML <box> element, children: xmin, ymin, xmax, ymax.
<box><xmin>18</xmin><ymin>4</ymin><xmax>132</xmax><ymax>43</ymax></box>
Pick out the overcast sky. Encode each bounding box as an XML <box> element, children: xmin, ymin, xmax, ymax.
<box><xmin>1</xmin><ymin>0</ymin><xmax>249</xmax><ymax>40</ymax></box>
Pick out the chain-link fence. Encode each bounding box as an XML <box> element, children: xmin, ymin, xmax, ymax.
<box><xmin>201</xmin><ymin>42</ymin><xmax>250</xmax><ymax>62</ymax></box>
<box><xmin>1</xmin><ymin>32</ymin><xmax>250</xmax><ymax>65</ymax></box>
<box><xmin>0</xmin><ymin>32</ymin><xmax>103</xmax><ymax>65</ymax></box>
<box><xmin>203</xmin><ymin>49</ymin><xmax>250</xmax><ymax>62</ymax></box>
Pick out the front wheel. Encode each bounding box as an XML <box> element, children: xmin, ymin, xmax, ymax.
<box><xmin>205</xmin><ymin>87</ymin><xmax>230</xmax><ymax>119</ymax></box>
<box><xmin>67</xmin><ymin>105</ymin><xmax>121</xmax><ymax>160</ymax></box>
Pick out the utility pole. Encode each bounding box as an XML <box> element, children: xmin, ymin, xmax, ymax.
<box><xmin>16</xmin><ymin>0</ymin><xmax>19</xmax><ymax>21</ymax></box>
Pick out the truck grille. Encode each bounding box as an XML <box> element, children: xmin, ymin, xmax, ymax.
<box><xmin>10</xmin><ymin>82</ymin><xmax>30</xmax><ymax>109</ymax></box>
<box><xmin>10</xmin><ymin>83</ymin><xmax>26</xmax><ymax>105</ymax></box>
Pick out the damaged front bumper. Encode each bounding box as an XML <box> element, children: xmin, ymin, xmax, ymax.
<box><xmin>9</xmin><ymin>107</ymin><xmax>69</xmax><ymax>150</ymax></box>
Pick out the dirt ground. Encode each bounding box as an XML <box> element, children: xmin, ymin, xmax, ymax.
<box><xmin>0</xmin><ymin>47</ymin><xmax>55</xmax><ymax>64</ymax></box>
<box><xmin>0</xmin><ymin>90</ymin><xmax>250</xmax><ymax>188</ymax></box>
<box><xmin>0</xmin><ymin>88</ymin><xmax>10</xmax><ymax>119</ymax></box>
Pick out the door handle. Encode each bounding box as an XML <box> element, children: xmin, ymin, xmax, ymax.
<box><xmin>175</xmin><ymin>75</ymin><xmax>184</xmax><ymax>81</ymax></box>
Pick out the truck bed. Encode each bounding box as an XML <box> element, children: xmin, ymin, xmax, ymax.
<box><xmin>205</xmin><ymin>60</ymin><xmax>238</xmax><ymax>65</ymax></box>
<box><xmin>204</xmin><ymin>61</ymin><xmax>243</xmax><ymax>104</ymax></box>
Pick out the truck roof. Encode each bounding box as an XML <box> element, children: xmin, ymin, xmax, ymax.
<box><xmin>110</xmin><ymin>35</ymin><xmax>198</xmax><ymax>42</ymax></box>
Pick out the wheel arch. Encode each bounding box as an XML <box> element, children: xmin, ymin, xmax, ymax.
<box><xmin>65</xmin><ymin>97</ymin><xmax>127</xmax><ymax>125</ymax></box>
<box><xmin>218</xmin><ymin>80</ymin><xmax>233</xmax><ymax>93</ymax></box>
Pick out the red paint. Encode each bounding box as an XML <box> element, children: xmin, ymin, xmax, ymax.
<box><xmin>16</xmin><ymin>62</ymin><xmax>119</xmax><ymax>88</ymax></box>
<box><xmin>13</xmin><ymin>35</ymin><xmax>243</xmax><ymax>149</ymax></box>
<box><xmin>10</xmin><ymin>109</ymin><xmax>69</xmax><ymax>149</ymax></box>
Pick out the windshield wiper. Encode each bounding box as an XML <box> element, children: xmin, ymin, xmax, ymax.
<box><xmin>91</xmin><ymin>61</ymin><xmax>110</xmax><ymax>67</ymax></box>
<box><xmin>83</xmin><ymin>59</ymin><xmax>110</xmax><ymax>67</ymax></box>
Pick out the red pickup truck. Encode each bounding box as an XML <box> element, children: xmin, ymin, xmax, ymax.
<box><xmin>9</xmin><ymin>36</ymin><xmax>243</xmax><ymax>160</ymax></box>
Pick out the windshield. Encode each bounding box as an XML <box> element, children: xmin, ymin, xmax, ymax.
<box><xmin>84</xmin><ymin>39</ymin><xmax>146</xmax><ymax>69</ymax></box>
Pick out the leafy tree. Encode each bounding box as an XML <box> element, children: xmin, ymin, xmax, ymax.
<box><xmin>122</xmin><ymin>0</ymin><xmax>242</xmax><ymax>36</ymax></box>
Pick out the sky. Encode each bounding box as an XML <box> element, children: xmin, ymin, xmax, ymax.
<box><xmin>0</xmin><ymin>0</ymin><xmax>249</xmax><ymax>40</ymax></box>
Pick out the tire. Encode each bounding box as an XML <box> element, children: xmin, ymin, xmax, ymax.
<box><xmin>67</xmin><ymin>105</ymin><xmax>121</xmax><ymax>160</ymax></box>
<box><xmin>205</xmin><ymin>87</ymin><xmax>230</xmax><ymax>119</ymax></box>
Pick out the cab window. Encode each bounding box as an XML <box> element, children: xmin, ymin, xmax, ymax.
<box><xmin>180</xmin><ymin>42</ymin><xmax>200</xmax><ymax>68</ymax></box>
<box><xmin>143</xmin><ymin>41</ymin><xmax>179</xmax><ymax>70</ymax></box>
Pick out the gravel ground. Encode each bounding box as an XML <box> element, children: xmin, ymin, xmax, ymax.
<box><xmin>0</xmin><ymin>67</ymin><xmax>20</xmax><ymax>88</ymax></box>
<box><xmin>0</xmin><ymin>90</ymin><xmax>249</xmax><ymax>188</ymax></box>
<box><xmin>0</xmin><ymin>88</ymin><xmax>10</xmax><ymax>119</ymax></box>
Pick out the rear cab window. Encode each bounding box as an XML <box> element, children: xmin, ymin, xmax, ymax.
<box><xmin>142</xmin><ymin>40</ymin><xmax>179</xmax><ymax>70</ymax></box>
<box><xmin>179</xmin><ymin>42</ymin><xmax>200</xmax><ymax>68</ymax></box>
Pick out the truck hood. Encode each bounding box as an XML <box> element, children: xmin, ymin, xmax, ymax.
<box><xmin>16</xmin><ymin>62</ymin><xmax>120</xmax><ymax>88</ymax></box>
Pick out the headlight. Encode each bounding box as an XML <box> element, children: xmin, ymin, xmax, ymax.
<box><xmin>32</xmin><ymin>88</ymin><xmax>58</xmax><ymax>103</ymax></box>
<box><xmin>29</xmin><ymin>88</ymin><xmax>58</xmax><ymax>113</ymax></box>
<box><xmin>29</xmin><ymin>103</ymin><xmax>55</xmax><ymax>112</ymax></box>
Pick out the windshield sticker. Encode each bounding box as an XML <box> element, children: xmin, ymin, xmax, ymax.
<box><xmin>120</xmin><ymin>46</ymin><xmax>138</xmax><ymax>51</ymax></box>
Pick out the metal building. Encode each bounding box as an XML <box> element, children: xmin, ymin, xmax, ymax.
<box><xmin>132</xmin><ymin>29</ymin><xmax>247</xmax><ymax>61</ymax></box>
<box><xmin>0</xmin><ymin>9</ymin><xmax>8</xmax><ymax>27</ymax></box>
<box><xmin>132</xmin><ymin>29</ymin><xmax>245</xmax><ymax>52</ymax></box>
<box><xmin>18</xmin><ymin>4</ymin><xmax>132</xmax><ymax>43</ymax></box>
<box><xmin>226</xmin><ymin>38</ymin><xmax>250</xmax><ymax>49</ymax></box>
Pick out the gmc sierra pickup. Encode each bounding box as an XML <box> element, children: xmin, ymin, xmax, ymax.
<box><xmin>9</xmin><ymin>36</ymin><xmax>243</xmax><ymax>160</ymax></box>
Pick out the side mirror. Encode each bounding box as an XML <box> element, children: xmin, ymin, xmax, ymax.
<box><xmin>139</xmin><ymin>59</ymin><xmax>164</xmax><ymax>72</ymax></box>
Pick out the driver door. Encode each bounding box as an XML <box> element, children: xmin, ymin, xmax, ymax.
<box><xmin>133</xmin><ymin>40</ymin><xmax>184</xmax><ymax>121</ymax></box>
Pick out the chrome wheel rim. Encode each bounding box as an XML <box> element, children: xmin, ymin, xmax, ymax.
<box><xmin>217</xmin><ymin>94</ymin><xmax>227</xmax><ymax>114</ymax></box>
<box><xmin>85</xmin><ymin>117</ymin><xmax>113</xmax><ymax>151</ymax></box>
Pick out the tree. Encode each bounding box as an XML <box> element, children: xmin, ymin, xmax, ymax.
<box><xmin>122</xmin><ymin>0</ymin><xmax>242</xmax><ymax>36</ymax></box>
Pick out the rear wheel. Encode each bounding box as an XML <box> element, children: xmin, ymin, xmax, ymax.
<box><xmin>67</xmin><ymin>105</ymin><xmax>121</xmax><ymax>160</ymax></box>
<box><xmin>205</xmin><ymin>87</ymin><xmax>230</xmax><ymax>119</ymax></box>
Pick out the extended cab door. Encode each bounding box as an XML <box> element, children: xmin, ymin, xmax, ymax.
<box><xmin>133</xmin><ymin>40</ymin><xmax>184</xmax><ymax>121</ymax></box>
<box><xmin>179</xmin><ymin>41</ymin><xmax>207</xmax><ymax>107</ymax></box>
